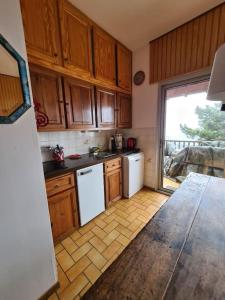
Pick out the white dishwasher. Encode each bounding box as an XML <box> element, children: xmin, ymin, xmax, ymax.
<box><xmin>77</xmin><ymin>163</ymin><xmax>105</xmax><ymax>226</ymax></box>
<box><xmin>123</xmin><ymin>152</ymin><xmax>144</xmax><ymax>198</ymax></box>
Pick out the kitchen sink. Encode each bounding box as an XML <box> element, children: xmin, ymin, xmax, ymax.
<box><xmin>96</xmin><ymin>152</ymin><xmax>117</xmax><ymax>159</ymax></box>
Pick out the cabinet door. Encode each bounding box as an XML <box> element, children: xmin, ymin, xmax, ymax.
<box><xmin>93</xmin><ymin>26</ymin><xmax>116</xmax><ymax>85</ymax></box>
<box><xmin>30</xmin><ymin>66</ymin><xmax>66</xmax><ymax>131</ymax></box>
<box><xmin>64</xmin><ymin>78</ymin><xmax>96</xmax><ymax>129</ymax></box>
<box><xmin>105</xmin><ymin>168</ymin><xmax>122</xmax><ymax>207</ymax></box>
<box><xmin>96</xmin><ymin>88</ymin><xmax>116</xmax><ymax>129</ymax></box>
<box><xmin>117</xmin><ymin>93</ymin><xmax>132</xmax><ymax>128</ymax></box>
<box><xmin>20</xmin><ymin>0</ymin><xmax>61</xmax><ymax>65</ymax></box>
<box><xmin>59</xmin><ymin>0</ymin><xmax>92</xmax><ymax>76</ymax></box>
<box><xmin>117</xmin><ymin>44</ymin><xmax>132</xmax><ymax>91</ymax></box>
<box><xmin>48</xmin><ymin>188</ymin><xmax>78</xmax><ymax>240</ymax></box>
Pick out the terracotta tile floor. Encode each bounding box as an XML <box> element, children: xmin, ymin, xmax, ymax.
<box><xmin>49</xmin><ymin>188</ymin><xmax>168</xmax><ymax>300</ymax></box>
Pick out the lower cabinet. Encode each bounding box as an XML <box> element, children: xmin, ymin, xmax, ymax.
<box><xmin>104</xmin><ymin>158</ymin><xmax>122</xmax><ymax>207</ymax></box>
<box><xmin>46</xmin><ymin>173</ymin><xmax>79</xmax><ymax>242</ymax></box>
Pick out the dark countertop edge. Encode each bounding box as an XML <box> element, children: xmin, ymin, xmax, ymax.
<box><xmin>43</xmin><ymin>153</ymin><xmax>124</xmax><ymax>180</ymax></box>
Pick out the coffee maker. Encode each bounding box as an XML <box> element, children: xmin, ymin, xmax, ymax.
<box><xmin>115</xmin><ymin>134</ymin><xmax>123</xmax><ymax>150</ymax></box>
<box><xmin>109</xmin><ymin>134</ymin><xmax>123</xmax><ymax>151</ymax></box>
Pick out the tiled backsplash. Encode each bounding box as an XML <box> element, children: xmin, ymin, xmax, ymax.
<box><xmin>38</xmin><ymin>130</ymin><xmax>115</xmax><ymax>162</ymax></box>
<box><xmin>38</xmin><ymin>128</ymin><xmax>158</xmax><ymax>189</ymax></box>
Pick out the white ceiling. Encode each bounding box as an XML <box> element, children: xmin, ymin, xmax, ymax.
<box><xmin>69</xmin><ymin>0</ymin><xmax>224</xmax><ymax>51</ymax></box>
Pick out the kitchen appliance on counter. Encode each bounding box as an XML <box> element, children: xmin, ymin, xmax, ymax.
<box><xmin>123</xmin><ymin>152</ymin><xmax>144</xmax><ymax>198</ymax></box>
<box><xmin>50</xmin><ymin>145</ymin><xmax>64</xmax><ymax>161</ymax></box>
<box><xmin>127</xmin><ymin>138</ymin><xmax>137</xmax><ymax>150</ymax></box>
<box><xmin>76</xmin><ymin>163</ymin><xmax>105</xmax><ymax>226</ymax></box>
<box><xmin>115</xmin><ymin>134</ymin><xmax>123</xmax><ymax>150</ymax></box>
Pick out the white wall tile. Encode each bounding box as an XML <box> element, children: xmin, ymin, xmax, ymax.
<box><xmin>38</xmin><ymin>130</ymin><xmax>116</xmax><ymax>162</ymax></box>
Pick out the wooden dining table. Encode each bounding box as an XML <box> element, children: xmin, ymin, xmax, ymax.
<box><xmin>83</xmin><ymin>173</ymin><xmax>225</xmax><ymax>300</ymax></box>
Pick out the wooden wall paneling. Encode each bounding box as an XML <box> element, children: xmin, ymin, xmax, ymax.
<box><xmin>217</xmin><ymin>5</ymin><xmax>225</xmax><ymax>48</ymax></box>
<box><xmin>157</xmin><ymin>38</ymin><xmax>163</xmax><ymax>81</ymax></box>
<box><xmin>149</xmin><ymin>3</ymin><xmax>225</xmax><ymax>83</ymax></box>
<box><xmin>209</xmin><ymin>6</ymin><xmax>221</xmax><ymax>65</ymax></box>
<box><xmin>185</xmin><ymin>21</ymin><xmax>193</xmax><ymax>73</ymax></box>
<box><xmin>150</xmin><ymin>39</ymin><xmax>157</xmax><ymax>83</ymax></box>
<box><xmin>165</xmin><ymin>31</ymin><xmax>172</xmax><ymax>79</ymax></box>
<box><xmin>190</xmin><ymin>18</ymin><xmax>200</xmax><ymax>71</ymax></box>
<box><xmin>196</xmin><ymin>15</ymin><xmax>206</xmax><ymax>70</ymax></box>
<box><xmin>161</xmin><ymin>35</ymin><xmax>167</xmax><ymax>80</ymax></box>
<box><xmin>202</xmin><ymin>10</ymin><xmax>214</xmax><ymax>67</ymax></box>
<box><xmin>179</xmin><ymin>25</ymin><xmax>187</xmax><ymax>75</ymax></box>
<box><xmin>170</xmin><ymin>29</ymin><xmax>177</xmax><ymax>77</ymax></box>
<box><xmin>175</xmin><ymin>27</ymin><xmax>182</xmax><ymax>76</ymax></box>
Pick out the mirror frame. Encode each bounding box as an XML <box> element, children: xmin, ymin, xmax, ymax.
<box><xmin>0</xmin><ymin>34</ymin><xmax>31</xmax><ymax>123</ymax></box>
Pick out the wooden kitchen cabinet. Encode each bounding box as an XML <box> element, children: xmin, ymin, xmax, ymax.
<box><xmin>93</xmin><ymin>26</ymin><xmax>116</xmax><ymax>85</ymax></box>
<box><xmin>46</xmin><ymin>173</ymin><xmax>79</xmax><ymax>242</ymax></box>
<box><xmin>104</xmin><ymin>158</ymin><xmax>122</xmax><ymax>207</ymax></box>
<box><xmin>58</xmin><ymin>0</ymin><xmax>92</xmax><ymax>76</ymax></box>
<box><xmin>30</xmin><ymin>66</ymin><xmax>66</xmax><ymax>131</ymax></box>
<box><xmin>117</xmin><ymin>44</ymin><xmax>132</xmax><ymax>91</ymax></box>
<box><xmin>64</xmin><ymin>77</ymin><xmax>96</xmax><ymax>129</ymax></box>
<box><xmin>96</xmin><ymin>87</ymin><xmax>116</xmax><ymax>129</ymax></box>
<box><xmin>117</xmin><ymin>93</ymin><xmax>132</xmax><ymax>128</ymax></box>
<box><xmin>20</xmin><ymin>0</ymin><xmax>62</xmax><ymax>65</ymax></box>
<box><xmin>48</xmin><ymin>189</ymin><xmax>77</xmax><ymax>240</ymax></box>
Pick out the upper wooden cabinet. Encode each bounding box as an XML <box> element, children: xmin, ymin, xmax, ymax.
<box><xmin>20</xmin><ymin>0</ymin><xmax>62</xmax><ymax>65</ymax></box>
<box><xmin>96</xmin><ymin>88</ymin><xmax>116</xmax><ymax>129</ymax></box>
<box><xmin>58</xmin><ymin>0</ymin><xmax>92</xmax><ymax>76</ymax></box>
<box><xmin>21</xmin><ymin>0</ymin><xmax>132</xmax><ymax>94</ymax></box>
<box><xmin>64</xmin><ymin>77</ymin><xmax>96</xmax><ymax>129</ymax></box>
<box><xmin>117</xmin><ymin>44</ymin><xmax>132</xmax><ymax>91</ymax></box>
<box><xmin>30</xmin><ymin>66</ymin><xmax>66</xmax><ymax>130</ymax></box>
<box><xmin>93</xmin><ymin>27</ymin><xmax>116</xmax><ymax>85</ymax></box>
<box><xmin>117</xmin><ymin>93</ymin><xmax>132</xmax><ymax>128</ymax></box>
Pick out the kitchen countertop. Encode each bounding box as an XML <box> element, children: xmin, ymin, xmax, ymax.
<box><xmin>43</xmin><ymin>149</ymin><xmax>139</xmax><ymax>180</ymax></box>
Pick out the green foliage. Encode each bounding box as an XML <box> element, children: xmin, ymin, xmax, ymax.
<box><xmin>180</xmin><ymin>103</ymin><xmax>225</xmax><ymax>140</ymax></box>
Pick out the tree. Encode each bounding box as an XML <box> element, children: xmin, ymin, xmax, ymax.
<box><xmin>180</xmin><ymin>103</ymin><xmax>225</xmax><ymax>140</ymax></box>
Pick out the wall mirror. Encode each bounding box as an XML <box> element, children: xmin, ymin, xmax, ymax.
<box><xmin>0</xmin><ymin>34</ymin><xmax>31</xmax><ymax>123</ymax></box>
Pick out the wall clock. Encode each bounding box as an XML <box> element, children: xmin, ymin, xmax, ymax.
<box><xmin>133</xmin><ymin>71</ymin><xmax>145</xmax><ymax>85</ymax></box>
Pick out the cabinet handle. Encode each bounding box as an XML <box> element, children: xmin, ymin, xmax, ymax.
<box><xmin>51</xmin><ymin>222</ymin><xmax>53</xmax><ymax>228</ymax></box>
<box><xmin>64</xmin><ymin>57</ymin><xmax>68</xmax><ymax>61</ymax></box>
<box><xmin>79</xmin><ymin>169</ymin><xmax>92</xmax><ymax>176</ymax></box>
<box><xmin>135</xmin><ymin>159</ymin><xmax>140</xmax><ymax>162</ymax></box>
<box><xmin>54</xmin><ymin>184</ymin><xmax>60</xmax><ymax>188</ymax></box>
<box><xmin>54</xmin><ymin>53</ymin><xmax>58</xmax><ymax>57</ymax></box>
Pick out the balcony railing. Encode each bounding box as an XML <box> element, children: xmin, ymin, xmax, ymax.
<box><xmin>165</xmin><ymin>139</ymin><xmax>212</xmax><ymax>151</ymax></box>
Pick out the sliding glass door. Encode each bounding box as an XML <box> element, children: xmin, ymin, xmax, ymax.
<box><xmin>159</xmin><ymin>77</ymin><xmax>225</xmax><ymax>193</ymax></box>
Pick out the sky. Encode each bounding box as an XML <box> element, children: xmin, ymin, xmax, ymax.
<box><xmin>165</xmin><ymin>92</ymin><xmax>221</xmax><ymax>141</ymax></box>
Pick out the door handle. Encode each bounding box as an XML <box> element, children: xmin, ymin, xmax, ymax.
<box><xmin>80</xmin><ymin>169</ymin><xmax>92</xmax><ymax>176</ymax></box>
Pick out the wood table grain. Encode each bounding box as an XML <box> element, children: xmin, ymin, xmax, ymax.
<box><xmin>82</xmin><ymin>173</ymin><xmax>225</xmax><ymax>300</ymax></box>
